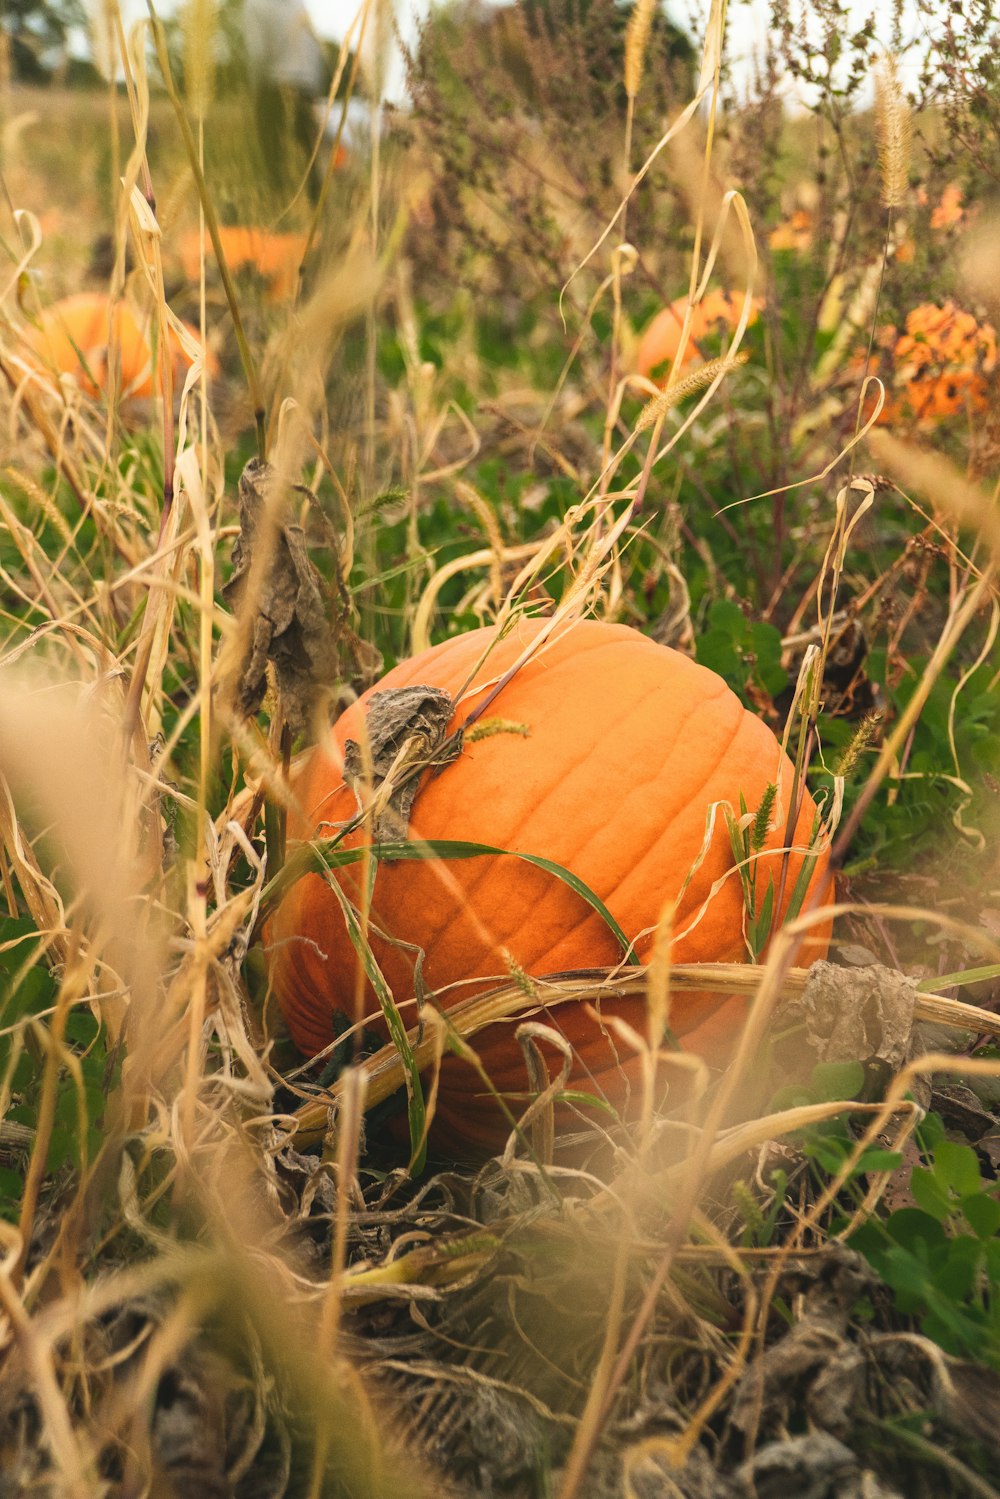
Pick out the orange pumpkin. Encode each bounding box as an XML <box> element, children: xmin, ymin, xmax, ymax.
<box><xmin>178</xmin><ymin>226</ymin><xmax>309</xmax><ymax>302</ymax></box>
<box><xmin>22</xmin><ymin>292</ymin><xmax>216</xmax><ymax>402</ymax></box>
<box><xmin>635</xmin><ymin>290</ymin><xmax>763</xmax><ymax>386</ymax></box>
<box><xmin>265</xmin><ymin>619</ymin><xmax>832</xmax><ymax>1154</ymax></box>
<box><xmin>862</xmin><ymin>301</ymin><xmax>996</xmax><ymax>428</ymax></box>
<box><xmin>768</xmin><ymin>208</ymin><xmax>814</xmax><ymax>252</ymax></box>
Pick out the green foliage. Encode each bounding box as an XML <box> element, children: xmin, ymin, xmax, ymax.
<box><xmin>0</xmin><ymin>917</ymin><xmax>109</xmax><ymax>1222</ymax></box>
<box><xmin>771</xmin><ymin>1060</ymin><xmax>905</xmax><ymax>1175</ymax></box>
<box><xmin>815</xmin><ymin>649</ymin><xmax>1000</xmax><ymax>869</ymax></box>
<box><xmin>764</xmin><ymin>1072</ymin><xmax>1000</xmax><ymax>1370</ymax></box>
<box><xmin>851</xmin><ymin>1115</ymin><xmax>1000</xmax><ymax>1367</ymax></box>
<box><xmin>696</xmin><ymin>599</ymin><xmax>787</xmax><ymax>702</ymax></box>
<box><xmin>726</xmin><ymin>789</ymin><xmax>778</xmax><ymax>961</ymax></box>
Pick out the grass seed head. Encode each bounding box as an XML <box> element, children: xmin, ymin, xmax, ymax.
<box><xmin>182</xmin><ymin>0</ymin><xmax>217</xmax><ymax>118</ymax></box>
<box><xmin>874</xmin><ymin>55</ymin><xmax>911</xmax><ymax>211</ymax></box>
<box><xmin>624</xmin><ymin>0</ymin><xmax>657</xmax><ymax>100</ymax></box>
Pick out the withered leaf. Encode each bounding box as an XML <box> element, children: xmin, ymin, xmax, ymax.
<box><xmin>223</xmin><ymin>457</ymin><xmax>340</xmax><ymax>734</ymax></box>
<box><xmin>787</xmin><ymin>960</ymin><xmax>919</xmax><ymax>1073</ymax></box>
<box><xmin>343</xmin><ymin>685</ymin><xmax>461</xmax><ymax>846</ymax></box>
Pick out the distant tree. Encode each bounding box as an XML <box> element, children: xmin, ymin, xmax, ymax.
<box><xmin>2</xmin><ymin>0</ymin><xmax>86</xmax><ymax>84</ymax></box>
<box><xmin>406</xmin><ymin>0</ymin><xmax>697</xmax><ymax>297</ymax></box>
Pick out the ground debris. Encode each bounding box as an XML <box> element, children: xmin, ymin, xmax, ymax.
<box><xmin>736</xmin><ymin>1432</ymin><xmax>902</xmax><ymax>1499</ymax></box>
<box><xmin>0</xmin><ymin>1294</ymin><xmax>292</xmax><ymax>1499</ymax></box>
<box><xmin>727</xmin><ymin>1247</ymin><xmax>879</xmax><ymax>1442</ymax></box>
<box><xmin>8</xmin><ymin>1124</ymin><xmax>1000</xmax><ymax>1499</ymax></box>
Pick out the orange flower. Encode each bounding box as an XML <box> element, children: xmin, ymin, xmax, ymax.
<box><xmin>634</xmin><ymin>290</ymin><xmax>763</xmax><ymax>385</ymax></box>
<box><xmin>862</xmin><ymin>300</ymin><xmax>995</xmax><ymax>428</ymax></box>
<box><xmin>930</xmin><ymin>183</ymin><xmax>964</xmax><ymax>230</ymax></box>
<box><xmin>21</xmin><ymin>292</ymin><xmax>218</xmax><ymax>402</ymax></box>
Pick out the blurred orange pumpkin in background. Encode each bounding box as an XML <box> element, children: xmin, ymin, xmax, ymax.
<box><xmin>634</xmin><ymin>290</ymin><xmax>763</xmax><ymax>386</ymax></box>
<box><xmin>863</xmin><ymin>301</ymin><xmax>996</xmax><ymax>428</ymax></box>
<box><xmin>178</xmin><ymin>226</ymin><xmax>310</xmax><ymax>302</ymax></box>
<box><xmin>265</xmin><ymin>617</ymin><xmax>832</xmax><ymax>1157</ymax></box>
<box><xmin>21</xmin><ymin>292</ymin><xmax>217</xmax><ymax>402</ymax></box>
<box><xmin>768</xmin><ymin>208</ymin><xmax>814</xmax><ymax>252</ymax></box>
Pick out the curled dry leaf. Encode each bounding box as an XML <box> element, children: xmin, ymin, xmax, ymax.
<box><xmin>343</xmin><ymin>685</ymin><xmax>461</xmax><ymax>845</ymax></box>
<box><xmin>223</xmin><ymin>458</ymin><xmax>340</xmax><ymax>735</ymax></box>
<box><xmin>785</xmin><ymin>960</ymin><xmax>919</xmax><ymax>1073</ymax></box>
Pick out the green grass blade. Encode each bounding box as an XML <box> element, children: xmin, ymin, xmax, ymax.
<box><xmin>261</xmin><ymin>837</ymin><xmax>639</xmax><ymax>964</ymax></box>
<box><xmin>323</xmin><ymin>869</ymin><xmax>427</xmax><ymax>1174</ymax></box>
<box><xmin>919</xmin><ymin>964</ymin><xmax>1000</xmax><ymax>992</ymax></box>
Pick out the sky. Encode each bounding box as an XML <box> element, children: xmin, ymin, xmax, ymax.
<box><xmin>301</xmin><ymin>0</ymin><xmax>933</xmax><ymax>106</ymax></box>
<box><xmin>105</xmin><ymin>0</ymin><xmax>935</xmax><ymax>107</ymax></box>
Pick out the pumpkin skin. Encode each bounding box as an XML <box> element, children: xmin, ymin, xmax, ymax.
<box><xmin>178</xmin><ymin>227</ymin><xmax>310</xmax><ymax>302</ymax></box>
<box><xmin>265</xmin><ymin>618</ymin><xmax>832</xmax><ymax>1153</ymax></box>
<box><xmin>22</xmin><ymin>293</ymin><xmax>217</xmax><ymax>402</ymax></box>
<box><xmin>635</xmin><ymin>291</ymin><xmax>763</xmax><ymax>386</ymax></box>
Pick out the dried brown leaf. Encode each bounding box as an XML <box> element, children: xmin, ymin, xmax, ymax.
<box><xmin>786</xmin><ymin>960</ymin><xmax>918</xmax><ymax>1072</ymax></box>
<box><xmin>222</xmin><ymin>458</ymin><xmax>341</xmax><ymax>735</ymax></box>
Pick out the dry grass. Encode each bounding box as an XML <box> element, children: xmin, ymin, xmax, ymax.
<box><xmin>1</xmin><ymin>0</ymin><xmax>1000</xmax><ymax>1494</ymax></box>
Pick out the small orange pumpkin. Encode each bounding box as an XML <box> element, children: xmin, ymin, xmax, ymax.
<box><xmin>178</xmin><ymin>226</ymin><xmax>309</xmax><ymax>302</ymax></box>
<box><xmin>22</xmin><ymin>292</ymin><xmax>216</xmax><ymax>402</ymax></box>
<box><xmin>265</xmin><ymin>619</ymin><xmax>832</xmax><ymax>1155</ymax></box>
<box><xmin>634</xmin><ymin>290</ymin><xmax>763</xmax><ymax>386</ymax></box>
<box><xmin>768</xmin><ymin>208</ymin><xmax>814</xmax><ymax>252</ymax></box>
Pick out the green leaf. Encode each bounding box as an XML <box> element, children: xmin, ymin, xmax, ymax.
<box><xmin>961</xmin><ymin>1192</ymin><xmax>1000</xmax><ymax>1240</ymax></box>
<box><xmin>0</xmin><ymin>915</ymin><xmax>43</xmax><ymax>956</ymax></box>
<box><xmin>706</xmin><ymin>598</ymin><xmax>746</xmax><ymax>636</ymax></box>
<box><xmin>770</xmin><ymin>1085</ymin><xmax>814</xmax><ymax>1111</ymax></box>
<box><xmin>856</xmin><ymin>1148</ymin><xmax>903</xmax><ymax>1174</ymax></box>
<box><xmin>935</xmin><ymin>1236</ymin><xmax>984</xmax><ymax>1302</ymax></box>
<box><xmin>849</xmin><ymin>1219</ymin><xmax>883</xmax><ymax>1260</ymax></box>
<box><xmin>804</xmin><ymin>1134</ymin><xmax>852</xmax><ymax>1174</ymax></box>
<box><xmin>877</xmin><ymin>1245</ymin><xmax>933</xmax><ymax>1307</ymax></box>
<box><xmin>920</xmin><ymin>963</ymin><xmax>1000</xmax><ymax>990</ymax></box>
<box><xmin>917</xmin><ymin>1111</ymin><xmax>946</xmax><ymax>1153</ymax></box>
<box><xmin>759</xmin><ymin>660</ymin><xmax>789</xmax><ymax>696</ymax></box>
<box><xmin>555</xmin><ymin>1089</ymin><xmax>622</xmax><ymax>1121</ymax></box>
<box><xmin>1</xmin><ymin>965</ymin><xmax>56</xmax><ymax>1024</ymax></box>
<box><xmin>749</xmin><ymin>623</ymin><xmax>788</xmax><ymax>695</ymax></box>
<box><xmin>324</xmin><ymin>874</ymin><xmax>427</xmax><ymax>1175</ymax></box>
<box><xmin>810</xmin><ymin>1060</ymin><xmax>865</xmax><ymax>1102</ymax></box>
<box><xmin>934</xmin><ymin>1140</ymin><xmax>982</xmax><ymax>1197</ymax></box>
<box><xmin>65</xmin><ymin>1010</ymin><xmax>100</xmax><ymax>1050</ymax></box>
<box><xmin>919</xmin><ymin>1309</ymin><xmax>981</xmax><ymax>1359</ymax></box>
<box><xmin>695</xmin><ymin>629</ymin><xmax>742</xmax><ymax>681</ymax></box>
<box><xmin>885</xmin><ymin>1208</ymin><xmax>948</xmax><ymax>1252</ymax></box>
<box><xmin>750</xmin><ymin>877</ymin><xmax>775</xmax><ymax>957</ymax></box>
<box><xmin>782</xmin><ymin>830</ymin><xmax>822</xmax><ymax>928</ymax></box>
<box><xmin>911</xmin><ymin>1166</ymin><xmax>953</xmax><ymax>1222</ymax></box>
<box><xmin>0</xmin><ymin>1167</ymin><xmax>24</xmax><ymax>1222</ymax></box>
<box><xmin>983</xmin><ymin>1238</ymin><xmax>1000</xmax><ymax>1281</ymax></box>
